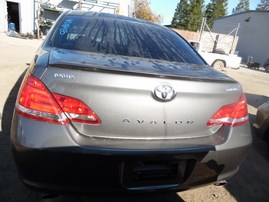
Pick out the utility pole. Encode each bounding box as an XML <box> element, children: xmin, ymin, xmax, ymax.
<box><xmin>79</xmin><ymin>0</ymin><xmax>82</xmax><ymax>10</ymax></box>
<box><xmin>199</xmin><ymin>17</ymin><xmax>206</xmax><ymax>42</ymax></box>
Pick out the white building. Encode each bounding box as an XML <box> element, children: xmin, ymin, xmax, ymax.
<box><xmin>212</xmin><ymin>11</ymin><xmax>269</xmax><ymax>64</ymax></box>
<box><xmin>0</xmin><ymin>0</ymin><xmax>35</xmax><ymax>34</ymax></box>
<box><xmin>0</xmin><ymin>0</ymin><xmax>133</xmax><ymax>34</ymax></box>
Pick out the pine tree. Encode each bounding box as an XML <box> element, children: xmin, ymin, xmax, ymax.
<box><xmin>205</xmin><ymin>0</ymin><xmax>228</xmax><ymax>28</ymax></box>
<box><xmin>187</xmin><ymin>0</ymin><xmax>204</xmax><ymax>31</ymax></box>
<box><xmin>205</xmin><ymin>2</ymin><xmax>215</xmax><ymax>27</ymax></box>
<box><xmin>171</xmin><ymin>0</ymin><xmax>189</xmax><ymax>29</ymax></box>
<box><xmin>257</xmin><ymin>0</ymin><xmax>269</xmax><ymax>10</ymax></box>
<box><xmin>232</xmin><ymin>0</ymin><xmax>250</xmax><ymax>14</ymax></box>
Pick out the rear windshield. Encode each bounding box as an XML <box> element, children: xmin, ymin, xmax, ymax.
<box><xmin>52</xmin><ymin>15</ymin><xmax>205</xmax><ymax>64</ymax></box>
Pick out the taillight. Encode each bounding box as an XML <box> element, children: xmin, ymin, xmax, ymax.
<box><xmin>207</xmin><ymin>94</ymin><xmax>249</xmax><ymax>127</ymax></box>
<box><xmin>16</xmin><ymin>75</ymin><xmax>100</xmax><ymax>125</ymax></box>
<box><xmin>52</xmin><ymin>93</ymin><xmax>100</xmax><ymax>124</ymax></box>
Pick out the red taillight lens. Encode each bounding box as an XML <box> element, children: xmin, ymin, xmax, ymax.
<box><xmin>16</xmin><ymin>75</ymin><xmax>100</xmax><ymax>125</ymax></box>
<box><xmin>52</xmin><ymin>93</ymin><xmax>100</xmax><ymax>124</ymax></box>
<box><xmin>207</xmin><ymin>94</ymin><xmax>249</xmax><ymax>127</ymax></box>
<box><xmin>17</xmin><ymin>75</ymin><xmax>67</xmax><ymax>124</ymax></box>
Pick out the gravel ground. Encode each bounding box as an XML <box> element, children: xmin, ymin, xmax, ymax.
<box><xmin>1</xmin><ymin>33</ymin><xmax>269</xmax><ymax>202</ymax></box>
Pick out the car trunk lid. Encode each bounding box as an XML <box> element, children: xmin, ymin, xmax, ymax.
<box><xmin>39</xmin><ymin>48</ymin><xmax>241</xmax><ymax>140</ymax></box>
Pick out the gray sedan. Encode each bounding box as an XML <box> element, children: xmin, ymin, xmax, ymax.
<box><xmin>11</xmin><ymin>11</ymin><xmax>252</xmax><ymax>194</ymax></box>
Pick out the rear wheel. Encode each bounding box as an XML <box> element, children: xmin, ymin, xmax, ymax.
<box><xmin>212</xmin><ymin>60</ymin><xmax>225</xmax><ymax>69</ymax></box>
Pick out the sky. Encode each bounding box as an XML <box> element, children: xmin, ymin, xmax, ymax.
<box><xmin>150</xmin><ymin>0</ymin><xmax>261</xmax><ymax>25</ymax></box>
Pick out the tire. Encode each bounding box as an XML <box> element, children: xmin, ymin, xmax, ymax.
<box><xmin>212</xmin><ymin>60</ymin><xmax>225</xmax><ymax>69</ymax></box>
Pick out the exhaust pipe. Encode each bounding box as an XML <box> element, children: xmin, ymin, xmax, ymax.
<box><xmin>214</xmin><ymin>180</ymin><xmax>227</xmax><ymax>187</ymax></box>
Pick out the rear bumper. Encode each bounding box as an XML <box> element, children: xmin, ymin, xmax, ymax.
<box><xmin>11</xmin><ymin>143</ymin><xmax>250</xmax><ymax>194</ymax></box>
<box><xmin>11</xmin><ymin>116</ymin><xmax>252</xmax><ymax>194</ymax></box>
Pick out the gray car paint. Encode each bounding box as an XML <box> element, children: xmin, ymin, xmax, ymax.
<box><xmin>34</xmin><ymin>48</ymin><xmax>241</xmax><ymax>141</ymax></box>
<box><xmin>11</xmin><ymin>10</ymin><xmax>252</xmax><ymax>193</ymax></box>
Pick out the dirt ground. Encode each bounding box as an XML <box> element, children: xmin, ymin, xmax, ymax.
<box><xmin>1</xmin><ymin>33</ymin><xmax>269</xmax><ymax>202</ymax></box>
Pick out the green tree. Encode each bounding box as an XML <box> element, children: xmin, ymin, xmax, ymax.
<box><xmin>171</xmin><ymin>0</ymin><xmax>189</xmax><ymax>29</ymax></box>
<box><xmin>256</xmin><ymin>0</ymin><xmax>269</xmax><ymax>10</ymax></box>
<box><xmin>133</xmin><ymin>0</ymin><xmax>162</xmax><ymax>23</ymax></box>
<box><xmin>187</xmin><ymin>0</ymin><xmax>204</xmax><ymax>31</ymax></box>
<box><xmin>232</xmin><ymin>0</ymin><xmax>250</xmax><ymax>14</ymax></box>
<box><xmin>205</xmin><ymin>0</ymin><xmax>228</xmax><ymax>28</ymax></box>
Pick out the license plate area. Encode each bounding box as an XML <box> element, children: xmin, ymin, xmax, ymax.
<box><xmin>121</xmin><ymin>160</ymin><xmax>188</xmax><ymax>189</ymax></box>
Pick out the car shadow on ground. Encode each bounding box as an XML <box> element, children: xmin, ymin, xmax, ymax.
<box><xmin>0</xmin><ymin>72</ymin><xmax>184</xmax><ymax>202</ymax></box>
<box><xmin>42</xmin><ymin>193</ymin><xmax>184</xmax><ymax>202</ymax></box>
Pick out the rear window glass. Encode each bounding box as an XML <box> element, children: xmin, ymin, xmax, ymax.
<box><xmin>53</xmin><ymin>16</ymin><xmax>204</xmax><ymax>64</ymax></box>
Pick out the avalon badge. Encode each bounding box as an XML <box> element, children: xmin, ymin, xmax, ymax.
<box><xmin>154</xmin><ymin>85</ymin><xmax>176</xmax><ymax>101</ymax></box>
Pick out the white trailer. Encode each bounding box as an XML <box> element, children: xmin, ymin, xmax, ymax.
<box><xmin>191</xmin><ymin>18</ymin><xmax>242</xmax><ymax>69</ymax></box>
<box><xmin>189</xmin><ymin>40</ymin><xmax>242</xmax><ymax>69</ymax></box>
<box><xmin>199</xmin><ymin>51</ymin><xmax>242</xmax><ymax>69</ymax></box>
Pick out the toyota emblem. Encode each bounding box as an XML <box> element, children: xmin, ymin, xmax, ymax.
<box><xmin>154</xmin><ymin>85</ymin><xmax>176</xmax><ymax>101</ymax></box>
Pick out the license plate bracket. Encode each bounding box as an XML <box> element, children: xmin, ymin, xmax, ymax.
<box><xmin>121</xmin><ymin>160</ymin><xmax>187</xmax><ymax>189</ymax></box>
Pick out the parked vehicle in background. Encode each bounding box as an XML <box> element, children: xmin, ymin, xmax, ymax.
<box><xmin>247</xmin><ymin>56</ymin><xmax>260</xmax><ymax>70</ymax></box>
<box><xmin>199</xmin><ymin>51</ymin><xmax>241</xmax><ymax>69</ymax></box>
<box><xmin>247</xmin><ymin>57</ymin><xmax>269</xmax><ymax>72</ymax></box>
<box><xmin>189</xmin><ymin>41</ymin><xmax>242</xmax><ymax>69</ymax></box>
<box><xmin>253</xmin><ymin>101</ymin><xmax>269</xmax><ymax>148</ymax></box>
<box><xmin>11</xmin><ymin>11</ymin><xmax>252</xmax><ymax>195</ymax></box>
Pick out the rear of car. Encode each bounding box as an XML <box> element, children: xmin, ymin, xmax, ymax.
<box><xmin>11</xmin><ymin>11</ymin><xmax>252</xmax><ymax>194</ymax></box>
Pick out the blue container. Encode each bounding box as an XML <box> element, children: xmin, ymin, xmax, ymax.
<box><xmin>8</xmin><ymin>22</ymin><xmax>15</xmax><ymax>31</ymax></box>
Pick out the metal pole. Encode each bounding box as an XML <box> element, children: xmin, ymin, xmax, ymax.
<box><xmin>37</xmin><ymin>0</ymin><xmax>41</xmax><ymax>38</ymax></box>
<box><xmin>199</xmin><ymin>17</ymin><xmax>206</xmax><ymax>42</ymax></box>
<box><xmin>33</xmin><ymin>0</ymin><xmax>35</xmax><ymax>35</ymax></box>
<box><xmin>79</xmin><ymin>0</ymin><xmax>82</xmax><ymax>10</ymax></box>
<box><xmin>229</xmin><ymin>23</ymin><xmax>240</xmax><ymax>54</ymax></box>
